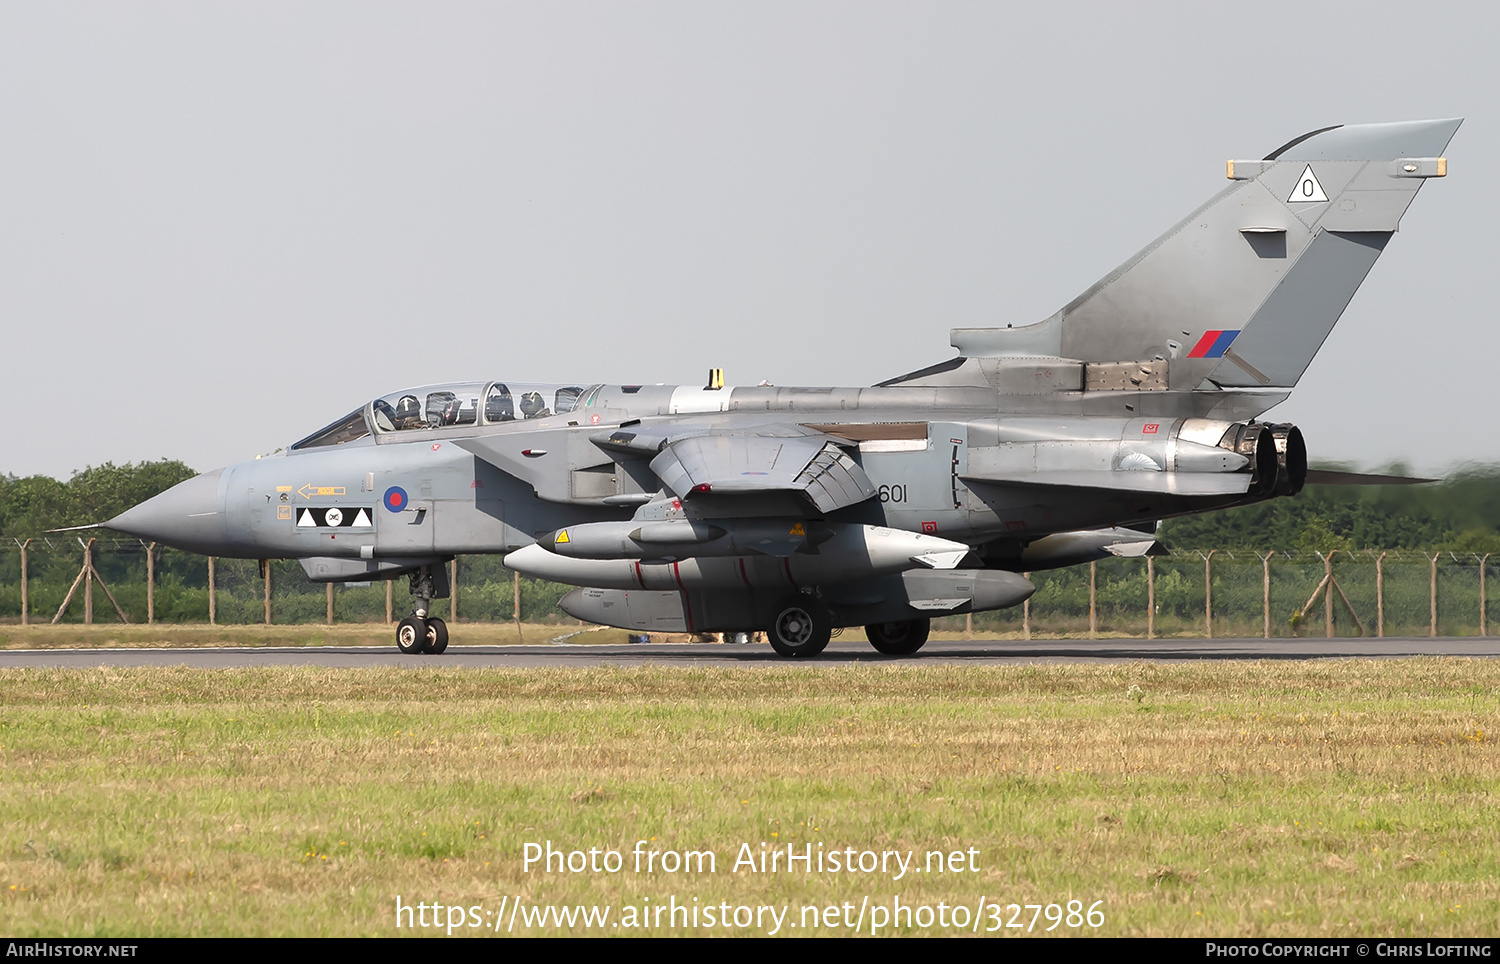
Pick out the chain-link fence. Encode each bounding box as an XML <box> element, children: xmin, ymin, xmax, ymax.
<box><xmin>956</xmin><ymin>549</ymin><xmax>1495</xmax><ymax>637</ymax></box>
<box><xmin>0</xmin><ymin>538</ymin><xmax>571</xmax><ymax>626</ymax></box>
<box><xmin>2</xmin><ymin>540</ymin><xmax>1494</xmax><ymax>636</ymax></box>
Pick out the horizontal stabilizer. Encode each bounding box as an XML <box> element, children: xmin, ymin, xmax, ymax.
<box><xmin>1303</xmin><ymin>469</ymin><xmax>1436</xmax><ymax>486</ymax></box>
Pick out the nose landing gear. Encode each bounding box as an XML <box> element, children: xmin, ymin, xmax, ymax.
<box><xmin>395</xmin><ymin>563</ymin><xmax>452</xmax><ymax>655</ymax></box>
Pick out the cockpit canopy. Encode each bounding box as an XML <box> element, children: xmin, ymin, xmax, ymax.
<box><xmin>291</xmin><ymin>381</ymin><xmax>602</xmax><ymax>450</ymax></box>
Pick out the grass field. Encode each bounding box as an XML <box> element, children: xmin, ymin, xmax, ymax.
<box><xmin>1</xmin><ymin>660</ymin><xmax>1497</xmax><ymax>937</ymax></box>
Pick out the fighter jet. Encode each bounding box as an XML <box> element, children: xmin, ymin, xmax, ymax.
<box><xmin>107</xmin><ymin>119</ymin><xmax>1460</xmax><ymax>657</ymax></box>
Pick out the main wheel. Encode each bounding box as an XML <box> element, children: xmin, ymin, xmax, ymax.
<box><xmin>767</xmin><ymin>599</ymin><xmax>832</xmax><ymax>658</ymax></box>
<box><xmin>865</xmin><ymin>618</ymin><xmax>931</xmax><ymax>656</ymax></box>
<box><xmin>425</xmin><ymin>616</ymin><xmax>449</xmax><ymax>654</ymax></box>
<box><xmin>397</xmin><ymin>616</ymin><xmax>429</xmax><ymax>654</ymax></box>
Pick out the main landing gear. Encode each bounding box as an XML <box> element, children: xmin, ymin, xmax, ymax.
<box><xmin>763</xmin><ymin>599</ymin><xmax>934</xmax><ymax>659</ymax></box>
<box><xmin>395</xmin><ymin>565</ymin><xmax>450</xmax><ymax>655</ymax></box>
<box><xmin>767</xmin><ymin>596</ymin><xmax>833</xmax><ymax>658</ymax></box>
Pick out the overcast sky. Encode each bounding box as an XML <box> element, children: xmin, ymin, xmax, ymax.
<box><xmin>1</xmin><ymin>1</ymin><xmax>1493</xmax><ymax>480</ymax></box>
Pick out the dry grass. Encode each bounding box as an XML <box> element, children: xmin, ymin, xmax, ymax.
<box><xmin>1</xmin><ymin>661</ymin><xmax>1497</xmax><ymax>936</ymax></box>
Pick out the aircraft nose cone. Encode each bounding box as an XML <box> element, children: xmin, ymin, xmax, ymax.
<box><xmin>106</xmin><ymin>469</ymin><xmax>229</xmax><ymax>554</ymax></box>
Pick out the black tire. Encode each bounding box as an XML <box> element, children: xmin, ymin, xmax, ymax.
<box><xmin>864</xmin><ymin>618</ymin><xmax>931</xmax><ymax>656</ymax></box>
<box><xmin>767</xmin><ymin>599</ymin><xmax>832</xmax><ymax>658</ymax></box>
<box><xmin>426</xmin><ymin>616</ymin><xmax>449</xmax><ymax>654</ymax></box>
<box><xmin>397</xmin><ymin>616</ymin><xmax>428</xmax><ymax>654</ymax></box>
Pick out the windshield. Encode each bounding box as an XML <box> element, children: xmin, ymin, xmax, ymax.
<box><xmin>290</xmin><ymin>408</ymin><xmax>372</xmax><ymax>450</ymax></box>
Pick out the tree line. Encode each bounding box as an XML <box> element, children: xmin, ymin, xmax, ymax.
<box><xmin>1</xmin><ymin>461</ymin><xmax>197</xmax><ymax>539</ymax></box>
<box><xmin>1158</xmin><ymin>464</ymin><xmax>1500</xmax><ymax>553</ymax></box>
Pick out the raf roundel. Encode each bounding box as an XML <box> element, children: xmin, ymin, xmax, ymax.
<box><xmin>383</xmin><ymin>486</ymin><xmax>408</xmax><ymax>512</ymax></box>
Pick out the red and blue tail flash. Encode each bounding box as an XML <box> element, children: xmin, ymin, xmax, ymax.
<box><xmin>1187</xmin><ymin>330</ymin><xmax>1241</xmax><ymax>358</ymax></box>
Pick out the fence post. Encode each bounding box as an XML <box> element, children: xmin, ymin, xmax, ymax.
<box><xmin>1430</xmin><ymin>553</ymin><xmax>1440</xmax><ymax>638</ymax></box>
<box><xmin>1023</xmin><ymin>571</ymin><xmax>1032</xmax><ymax>639</ymax></box>
<box><xmin>208</xmin><ymin>557</ymin><xmax>216</xmax><ymax>625</ymax></box>
<box><xmin>1376</xmin><ymin>552</ymin><xmax>1385</xmax><ymax>638</ymax></box>
<box><xmin>1324</xmin><ymin>550</ymin><xmax>1336</xmax><ymax>639</ymax></box>
<box><xmin>263</xmin><ymin>559</ymin><xmax>272</xmax><ymax>626</ymax></box>
<box><xmin>965</xmin><ymin>612</ymin><xmax>972</xmax><ymax>639</ymax></box>
<box><xmin>1481</xmin><ymin>554</ymin><xmax>1489</xmax><ymax>637</ymax></box>
<box><xmin>326</xmin><ymin>582</ymin><xmax>334</xmax><ymax>626</ymax></box>
<box><xmin>1089</xmin><ymin>560</ymin><xmax>1098</xmax><ymax>638</ymax></box>
<box><xmin>513</xmin><ymin>569</ymin><xmax>524</xmax><ymax>644</ymax></box>
<box><xmin>1203</xmin><ymin>550</ymin><xmax>1214</xmax><ymax>639</ymax></box>
<box><xmin>146</xmin><ymin>543</ymin><xmax>155</xmax><ymax>625</ymax></box>
<box><xmin>451</xmin><ymin>557</ymin><xmax>459</xmax><ymax>622</ymax></box>
<box><xmin>19</xmin><ymin>539</ymin><xmax>28</xmax><ymax>627</ymax></box>
<box><xmin>385</xmin><ymin>579</ymin><xmax>393</xmax><ymax>624</ymax></box>
<box><xmin>84</xmin><ymin>540</ymin><xmax>94</xmax><ymax>624</ymax></box>
<box><xmin>1146</xmin><ymin>556</ymin><xmax>1155</xmax><ymax>640</ymax></box>
<box><xmin>1260</xmin><ymin>551</ymin><xmax>1273</xmax><ymax>639</ymax></box>
<box><xmin>51</xmin><ymin>538</ymin><xmax>127</xmax><ymax>625</ymax></box>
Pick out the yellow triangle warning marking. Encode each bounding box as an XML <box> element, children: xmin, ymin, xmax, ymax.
<box><xmin>788</xmin><ymin>522</ymin><xmax>805</xmax><ymax>535</ymax></box>
<box><xmin>1287</xmin><ymin>164</ymin><xmax>1329</xmax><ymax>203</ymax></box>
<box><xmin>556</xmin><ymin>529</ymin><xmax>570</xmax><ymax>544</ymax></box>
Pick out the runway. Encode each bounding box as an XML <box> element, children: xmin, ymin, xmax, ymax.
<box><xmin>3</xmin><ymin>636</ymin><xmax>1497</xmax><ymax>668</ymax></box>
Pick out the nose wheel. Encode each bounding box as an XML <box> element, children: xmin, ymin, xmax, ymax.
<box><xmin>396</xmin><ymin>616</ymin><xmax>426</xmax><ymax>654</ymax></box>
<box><xmin>396</xmin><ymin>615</ymin><xmax>449</xmax><ymax>655</ymax></box>
<box><xmin>425</xmin><ymin>617</ymin><xmax>448</xmax><ymax>654</ymax></box>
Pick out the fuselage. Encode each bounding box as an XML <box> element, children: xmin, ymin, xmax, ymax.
<box><xmin>108</xmin><ymin>377</ymin><xmax>1276</xmax><ymax>573</ymax></box>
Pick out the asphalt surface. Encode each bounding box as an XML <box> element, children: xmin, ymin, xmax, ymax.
<box><xmin>2</xmin><ymin>636</ymin><xmax>1497</xmax><ymax>668</ymax></box>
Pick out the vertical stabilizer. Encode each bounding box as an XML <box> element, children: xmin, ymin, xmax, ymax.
<box><xmin>951</xmin><ymin>119</ymin><xmax>1461</xmax><ymax>391</ymax></box>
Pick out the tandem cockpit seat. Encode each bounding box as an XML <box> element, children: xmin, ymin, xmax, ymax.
<box><xmin>484</xmin><ymin>383</ymin><xmax>515</xmax><ymax>422</ymax></box>
<box><xmin>393</xmin><ymin>395</ymin><xmax>424</xmax><ymax>430</ymax></box>
<box><xmin>519</xmin><ymin>391</ymin><xmax>551</xmax><ymax>419</ymax></box>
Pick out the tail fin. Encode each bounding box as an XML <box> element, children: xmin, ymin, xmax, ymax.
<box><xmin>952</xmin><ymin>119</ymin><xmax>1461</xmax><ymax>391</ymax></box>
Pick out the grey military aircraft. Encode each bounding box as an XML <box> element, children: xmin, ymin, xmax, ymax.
<box><xmin>107</xmin><ymin>118</ymin><xmax>1460</xmax><ymax>657</ymax></box>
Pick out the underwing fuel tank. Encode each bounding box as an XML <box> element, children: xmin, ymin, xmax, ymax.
<box><xmin>539</xmin><ymin>518</ymin><xmax>875</xmax><ymax>561</ymax></box>
<box><xmin>558</xmin><ymin>568</ymin><xmax>1036</xmax><ymax>633</ymax></box>
<box><xmin>505</xmin><ymin>523</ymin><xmax>971</xmax><ymax>591</ymax></box>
